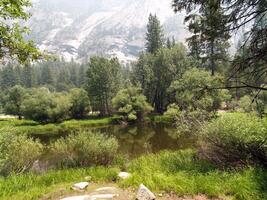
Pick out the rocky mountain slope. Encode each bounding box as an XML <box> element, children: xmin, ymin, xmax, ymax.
<box><xmin>27</xmin><ymin>0</ymin><xmax>188</xmax><ymax>63</ymax></box>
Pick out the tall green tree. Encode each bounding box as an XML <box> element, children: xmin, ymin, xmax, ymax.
<box><xmin>86</xmin><ymin>57</ymin><xmax>122</xmax><ymax>116</ymax></box>
<box><xmin>21</xmin><ymin>64</ymin><xmax>36</xmax><ymax>88</ymax></box>
<box><xmin>0</xmin><ymin>0</ymin><xmax>41</xmax><ymax>63</ymax></box>
<box><xmin>132</xmin><ymin>44</ymin><xmax>190</xmax><ymax>113</ymax></box>
<box><xmin>78</xmin><ymin>64</ymin><xmax>88</xmax><ymax>87</ymax></box>
<box><xmin>173</xmin><ymin>0</ymin><xmax>230</xmax><ymax>76</ymax></box>
<box><xmin>40</xmin><ymin>63</ymin><xmax>55</xmax><ymax>86</ymax></box>
<box><xmin>145</xmin><ymin>14</ymin><xmax>164</xmax><ymax>54</ymax></box>
<box><xmin>173</xmin><ymin>0</ymin><xmax>267</xmax><ymax>90</ymax></box>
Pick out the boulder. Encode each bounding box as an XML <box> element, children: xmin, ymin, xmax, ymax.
<box><xmin>71</xmin><ymin>182</ymin><xmax>89</xmax><ymax>191</ymax></box>
<box><xmin>136</xmin><ymin>184</ymin><xmax>156</xmax><ymax>200</ymax></box>
<box><xmin>118</xmin><ymin>172</ymin><xmax>131</xmax><ymax>179</ymax></box>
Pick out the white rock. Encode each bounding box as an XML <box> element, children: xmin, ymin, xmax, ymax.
<box><xmin>136</xmin><ymin>184</ymin><xmax>156</xmax><ymax>200</ymax></box>
<box><xmin>86</xmin><ymin>194</ymin><xmax>118</xmax><ymax>200</ymax></box>
<box><xmin>118</xmin><ymin>172</ymin><xmax>131</xmax><ymax>179</ymax></box>
<box><xmin>61</xmin><ymin>195</ymin><xmax>90</xmax><ymax>200</ymax></box>
<box><xmin>71</xmin><ymin>182</ymin><xmax>89</xmax><ymax>191</ymax></box>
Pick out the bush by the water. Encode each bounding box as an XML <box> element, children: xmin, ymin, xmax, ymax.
<box><xmin>112</xmin><ymin>86</ymin><xmax>153</xmax><ymax>121</ymax></box>
<box><xmin>0</xmin><ymin>128</ymin><xmax>43</xmax><ymax>175</ymax></box>
<box><xmin>200</xmin><ymin>113</ymin><xmax>267</xmax><ymax>167</ymax></box>
<box><xmin>169</xmin><ymin>68</ymin><xmax>227</xmax><ymax>112</ymax></box>
<box><xmin>21</xmin><ymin>88</ymin><xmax>71</xmax><ymax>123</ymax></box>
<box><xmin>3</xmin><ymin>86</ymin><xmax>91</xmax><ymax>123</ymax></box>
<box><xmin>164</xmin><ymin>104</ymin><xmax>180</xmax><ymax>120</ymax></box>
<box><xmin>51</xmin><ymin>131</ymin><xmax>119</xmax><ymax>167</ymax></box>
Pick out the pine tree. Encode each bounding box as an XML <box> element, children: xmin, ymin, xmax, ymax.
<box><xmin>175</xmin><ymin>0</ymin><xmax>230</xmax><ymax>75</ymax></box>
<box><xmin>22</xmin><ymin>64</ymin><xmax>36</xmax><ymax>88</ymax></box>
<box><xmin>78</xmin><ymin>64</ymin><xmax>88</xmax><ymax>87</ymax></box>
<box><xmin>86</xmin><ymin>57</ymin><xmax>122</xmax><ymax>116</ymax></box>
<box><xmin>41</xmin><ymin>64</ymin><xmax>55</xmax><ymax>85</ymax></box>
<box><xmin>145</xmin><ymin>14</ymin><xmax>164</xmax><ymax>54</ymax></box>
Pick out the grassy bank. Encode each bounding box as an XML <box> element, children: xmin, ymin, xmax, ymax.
<box><xmin>121</xmin><ymin>150</ymin><xmax>267</xmax><ymax>200</ymax></box>
<box><xmin>0</xmin><ymin>150</ymin><xmax>266</xmax><ymax>200</ymax></box>
<box><xmin>0</xmin><ymin>115</ymin><xmax>172</xmax><ymax>138</ymax></box>
<box><xmin>0</xmin><ymin>116</ymin><xmax>119</xmax><ymax>137</ymax></box>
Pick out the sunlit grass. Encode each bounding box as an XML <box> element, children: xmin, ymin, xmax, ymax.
<box><xmin>0</xmin><ymin>167</ymin><xmax>119</xmax><ymax>200</ymax></box>
<box><xmin>120</xmin><ymin>150</ymin><xmax>267</xmax><ymax>200</ymax></box>
<box><xmin>0</xmin><ymin>150</ymin><xmax>266</xmax><ymax>200</ymax></box>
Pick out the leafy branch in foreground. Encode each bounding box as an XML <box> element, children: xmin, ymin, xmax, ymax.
<box><xmin>0</xmin><ymin>0</ymin><xmax>42</xmax><ymax>63</ymax></box>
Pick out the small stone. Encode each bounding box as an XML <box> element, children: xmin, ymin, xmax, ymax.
<box><xmin>118</xmin><ymin>172</ymin><xmax>131</xmax><ymax>179</ymax></box>
<box><xmin>158</xmin><ymin>193</ymin><xmax>163</xmax><ymax>197</ymax></box>
<box><xmin>71</xmin><ymin>182</ymin><xmax>89</xmax><ymax>191</ymax></box>
<box><xmin>136</xmin><ymin>184</ymin><xmax>156</xmax><ymax>200</ymax></box>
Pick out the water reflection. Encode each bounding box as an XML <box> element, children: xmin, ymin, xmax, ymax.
<box><xmin>92</xmin><ymin>123</ymin><xmax>196</xmax><ymax>158</ymax></box>
<box><xmin>32</xmin><ymin>122</ymin><xmax>196</xmax><ymax>159</ymax></box>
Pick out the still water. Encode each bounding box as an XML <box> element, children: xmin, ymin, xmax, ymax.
<box><xmin>91</xmin><ymin>122</ymin><xmax>196</xmax><ymax>158</ymax></box>
<box><xmin>33</xmin><ymin>122</ymin><xmax>196</xmax><ymax>159</ymax></box>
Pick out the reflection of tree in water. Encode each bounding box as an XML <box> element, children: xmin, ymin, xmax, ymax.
<box><xmin>114</xmin><ymin>124</ymin><xmax>155</xmax><ymax>158</ymax></box>
<box><xmin>90</xmin><ymin>123</ymin><xmax>196</xmax><ymax>159</ymax></box>
<box><xmin>166</xmin><ymin>126</ymin><xmax>197</xmax><ymax>149</ymax></box>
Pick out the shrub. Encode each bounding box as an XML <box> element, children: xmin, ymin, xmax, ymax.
<box><xmin>48</xmin><ymin>93</ymin><xmax>71</xmax><ymax>123</ymax></box>
<box><xmin>4</xmin><ymin>85</ymin><xmax>27</xmax><ymax>119</ymax></box>
<box><xmin>68</xmin><ymin>88</ymin><xmax>90</xmax><ymax>119</ymax></box>
<box><xmin>238</xmin><ymin>95</ymin><xmax>254</xmax><ymax>113</ymax></box>
<box><xmin>200</xmin><ymin>113</ymin><xmax>267</xmax><ymax>167</ymax></box>
<box><xmin>112</xmin><ymin>86</ymin><xmax>153</xmax><ymax>122</ymax></box>
<box><xmin>164</xmin><ymin>103</ymin><xmax>180</xmax><ymax>120</ymax></box>
<box><xmin>0</xmin><ymin>128</ymin><xmax>43</xmax><ymax>175</ymax></box>
<box><xmin>22</xmin><ymin>88</ymin><xmax>71</xmax><ymax>123</ymax></box>
<box><xmin>169</xmin><ymin>68</ymin><xmax>226</xmax><ymax>112</ymax></box>
<box><xmin>175</xmin><ymin>109</ymin><xmax>212</xmax><ymax>137</ymax></box>
<box><xmin>237</xmin><ymin>95</ymin><xmax>266</xmax><ymax>117</ymax></box>
<box><xmin>51</xmin><ymin>131</ymin><xmax>119</xmax><ymax>167</ymax></box>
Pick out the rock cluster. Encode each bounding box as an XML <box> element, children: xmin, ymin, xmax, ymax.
<box><xmin>61</xmin><ymin>172</ymin><xmax>156</xmax><ymax>200</ymax></box>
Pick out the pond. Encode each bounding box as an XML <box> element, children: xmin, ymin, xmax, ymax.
<box><xmin>32</xmin><ymin>122</ymin><xmax>197</xmax><ymax>159</ymax></box>
<box><xmin>90</xmin><ymin>122</ymin><xmax>196</xmax><ymax>158</ymax></box>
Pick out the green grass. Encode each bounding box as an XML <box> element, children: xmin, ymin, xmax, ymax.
<box><xmin>120</xmin><ymin>150</ymin><xmax>267</xmax><ymax>200</ymax></box>
<box><xmin>0</xmin><ymin>117</ymin><xmax>119</xmax><ymax>137</ymax></box>
<box><xmin>0</xmin><ymin>150</ymin><xmax>266</xmax><ymax>200</ymax></box>
<box><xmin>0</xmin><ymin>115</ymin><xmax>171</xmax><ymax>138</ymax></box>
<box><xmin>146</xmin><ymin>115</ymin><xmax>173</xmax><ymax>123</ymax></box>
<box><xmin>0</xmin><ymin>167</ymin><xmax>119</xmax><ymax>200</ymax></box>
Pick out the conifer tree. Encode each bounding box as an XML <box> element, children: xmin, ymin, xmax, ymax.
<box><xmin>22</xmin><ymin>64</ymin><xmax>36</xmax><ymax>88</ymax></box>
<box><xmin>174</xmin><ymin>0</ymin><xmax>230</xmax><ymax>75</ymax></box>
<box><xmin>86</xmin><ymin>57</ymin><xmax>122</xmax><ymax>116</ymax></box>
<box><xmin>145</xmin><ymin>14</ymin><xmax>164</xmax><ymax>54</ymax></box>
